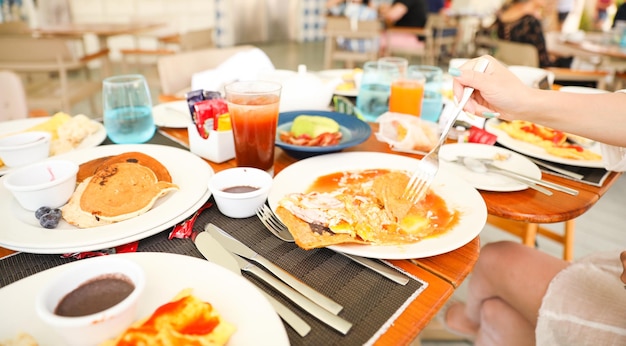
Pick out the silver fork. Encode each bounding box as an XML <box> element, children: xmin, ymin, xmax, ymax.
<box><xmin>402</xmin><ymin>57</ymin><xmax>490</xmax><ymax>203</ymax></box>
<box><xmin>255</xmin><ymin>204</ymin><xmax>410</xmax><ymax>285</ymax></box>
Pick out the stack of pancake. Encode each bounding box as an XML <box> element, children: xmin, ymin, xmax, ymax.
<box><xmin>62</xmin><ymin>152</ymin><xmax>179</xmax><ymax>228</ymax></box>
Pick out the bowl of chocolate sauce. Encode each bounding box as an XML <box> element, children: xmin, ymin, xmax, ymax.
<box><xmin>35</xmin><ymin>256</ymin><xmax>145</xmax><ymax>346</ymax></box>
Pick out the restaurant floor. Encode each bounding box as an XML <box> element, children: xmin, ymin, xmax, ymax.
<box><xmin>71</xmin><ymin>39</ymin><xmax>626</xmax><ymax>345</ymax></box>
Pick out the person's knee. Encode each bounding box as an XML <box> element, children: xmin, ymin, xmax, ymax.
<box><xmin>480</xmin><ymin>241</ymin><xmax>522</xmax><ymax>265</ymax></box>
<box><xmin>480</xmin><ymin>298</ymin><xmax>506</xmax><ymax>325</ymax></box>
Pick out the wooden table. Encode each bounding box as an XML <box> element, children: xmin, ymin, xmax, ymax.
<box><xmin>31</xmin><ymin>22</ymin><xmax>163</xmax><ymax>77</ymax></box>
<box><xmin>1</xmin><ymin>121</ymin><xmax>619</xmax><ymax>344</ymax></box>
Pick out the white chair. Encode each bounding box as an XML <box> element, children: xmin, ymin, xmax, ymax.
<box><xmin>323</xmin><ymin>16</ymin><xmax>382</xmax><ymax>69</ymax></box>
<box><xmin>0</xmin><ymin>70</ymin><xmax>28</xmax><ymax>121</ymax></box>
<box><xmin>0</xmin><ymin>35</ymin><xmax>108</xmax><ymax>115</ymax></box>
<box><xmin>157</xmin><ymin>45</ymin><xmax>258</xmax><ymax>98</ymax></box>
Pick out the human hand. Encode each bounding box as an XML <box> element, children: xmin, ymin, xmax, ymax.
<box><xmin>450</xmin><ymin>55</ymin><xmax>535</xmax><ymax>120</ymax></box>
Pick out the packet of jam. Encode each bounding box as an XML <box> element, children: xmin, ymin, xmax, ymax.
<box><xmin>468</xmin><ymin>126</ymin><xmax>498</xmax><ymax>145</ymax></box>
<box><xmin>193</xmin><ymin>98</ymin><xmax>229</xmax><ymax>139</ymax></box>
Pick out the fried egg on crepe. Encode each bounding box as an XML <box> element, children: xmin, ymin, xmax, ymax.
<box><xmin>62</xmin><ymin>162</ymin><xmax>178</xmax><ymax>228</ymax></box>
<box><xmin>277</xmin><ymin>170</ymin><xmax>455</xmax><ymax>250</ymax></box>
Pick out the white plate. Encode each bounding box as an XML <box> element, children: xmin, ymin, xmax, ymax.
<box><xmin>0</xmin><ymin>252</ymin><xmax>289</xmax><ymax>345</ymax></box>
<box><xmin>316</xmin><ymin>69</ymin><xmax>358</xmax><ymax>97</ymax></box>
<box><xmin>0</xmin><ymin>144</ymin><xmax>213</xmax><ymax>254</ymax></box>
<box><xmin>0</xmin><ymin>117</ymin><xmax>107</xmax><ymax>175</ymax></box>
<box><xmin>485</xmin><ymin>118</ymin><xmax>604</xmax><ymax>168</ymax></box>
<box><xmin>268</xmin><ymin>152</ymin><xmax>487</xmax><ymax>259</ymax></box>
<box><xmin>152</xmin><ymin>100</ymin><xmax>191</xmax><ymax>128</ymax></box>
<box><xmin>439</xmin><ymin>143</ymin><xmax>542</xmax><ymax>192</ymax></box>
<box><xmin>558</xmin><ymin>86</ymin><xmax>609</xmax><ymax>94</ymax></box>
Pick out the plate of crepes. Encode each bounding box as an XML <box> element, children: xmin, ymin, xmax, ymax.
<box><xmin>317</xmin><ymin>68</ymin><xmax>362</xmax><ymax>97</ymax></box>
<box><xmin>268</xmin><ymin>152</ymin><xmax>487</xmax><ymax>259</ymax></box>
<box><xmin>439</xmin><ymin>143</ymin><xmax>542</xmax><ymax>192</ymax></box>
<box><xmin>152</xmin><ymin>100</ymin><xmax>191</xmax><ymax>128</ymax></box>
<box><xmin>276</xmin><ymin>110</ymin><xmax>371</xmax><ymax>159</ymax></box>
<box><xmin>485</xmin><ymin>118</ymin><xmax>604</xmax><ymax>168</ymax></box>
<box><xmin>0</xmin><ymin>112</ymin><xmax>107</xmax><ymax>175</ymax></box>
<box><xmin>0</xmin><ymin>144</ymin><xmax>213</xmax><ymax>254</ymax></box>
<box><xmin>0</xmin><ymin>252</ymin><xmax>289</xmax><ymax>346</ymax></box>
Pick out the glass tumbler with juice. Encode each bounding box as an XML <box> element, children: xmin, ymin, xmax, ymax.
<box><xmin>225</xmin><ymin>81</ymin><xmax>281</xmax><ymax>176</ymax></box>
<box><xmin>388</xmin><ymin>66</ymin><xmax>425</xmax><ymax>116</ymax></box>
<box><xmin>102</xmin><ymin>74</ymin><xmax>155</xmax><ymax>144</ymax></box>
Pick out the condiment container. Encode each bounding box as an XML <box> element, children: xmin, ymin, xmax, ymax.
<box><xmin>0</xmin><ymin>131</ymin><xmax>51</xmax><ymax>167</ymax></box>
<box><xmin>208</xmin><ymin>167</ymin><xmax>273</xmax><ymax>218</ymax></box>
<box><xmin>3</xmin><ymin>159</ymin><xmax>78</xmax><ymax>211</ymax></box>
<box><xmin>35</xmin><ymin>256</ymin><xmax>145</xmax><ymax>346</ymax></box>
<box><xmin>187</xmin><ymin>123</ymin><xmax>235</xmax><ymax>163</ymax></box>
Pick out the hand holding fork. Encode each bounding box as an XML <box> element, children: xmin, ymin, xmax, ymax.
<box><xmin>402</xmin><ymin>57</ymin><xmax>490</xmax><ymax>204</ymax></box>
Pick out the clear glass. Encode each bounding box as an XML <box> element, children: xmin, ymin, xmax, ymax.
<box><xmin>411</xmin><ymin>65</ymin><xmax>443</xmax><ymax>123</ymax></box>
<box><xmin>102</xmin><ymin>74</ymin><xmax>155</xmax><ymax>144</ymax></box>
<box><xmin>378</xmin><ymin>56</ymin><xmax>409</xmax><ymax>77</ymax></box>
<box><xmin>356</xmin><ymin>61</ymin><xmax>400</xmax><ymax>122</ymax></box>
<box><xmin>224</xmin><ymin>81</ymin><xmax>281</xmax><ymax>176</ymax></box>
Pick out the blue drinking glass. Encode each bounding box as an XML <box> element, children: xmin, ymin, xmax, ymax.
<box><xmin>356</xmin><ymin>61</ymin><xmax>399</xmax><ymax>122</ymax></box>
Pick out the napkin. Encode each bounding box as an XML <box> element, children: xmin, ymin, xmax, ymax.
<box><xmin>191</xmin><ymin>48</ymin><xmax>275</xmax><ymax>92</ymax></box>
<box><xmin>375</xmin><ymin>112</ymin><xmax>439</xmax><ymax>153</ymax></box>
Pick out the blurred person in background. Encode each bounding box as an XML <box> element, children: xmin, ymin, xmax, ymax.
<box><xmin>378</xmin><ymin>0</ymin><xmax>429</xmax><ymax>27</ymax></box>
<box><xmin>491</xmin><ymin>0</ymin><xmax>572</xmax><ymax>68</ymax></box>
<box><xmin>326</xmin><ymin>0</ymin><xmax>379</xmax><ymax>53</ymax></box>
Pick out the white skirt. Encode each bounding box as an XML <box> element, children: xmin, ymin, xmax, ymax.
<box><xmin>536</xmin><ymin>250</ymin><xmax>626</xmax><ymax>345</ymax></box>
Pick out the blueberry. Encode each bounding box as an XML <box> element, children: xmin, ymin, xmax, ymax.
<box><xmin>35</xmin><ymin>206</ymin><xmax>51</xmax><ymax>220</ymax></box>
<box><xmin>39</xmin><ymin>212</ymin><xmax>61</xmax><ymax>229</ymax></box>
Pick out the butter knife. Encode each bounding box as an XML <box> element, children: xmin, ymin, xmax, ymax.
<box><xmin>194</xmin><ymin>231</ymin><xmax>311</xmax><ymax>337</ymax></box>
<box><xmin>203</xmin><ymin>225</ymin><xmax>353</xmax><ymax>335</ymax></box>
<box><xmin>480</xmin><ymin>161</ymin><xmax>579</xmax><ymax>196</ymax></box>
<box><xmin>206</xmin><ymin>224</ymin><xmax>343</xmax><ymax>315</ymax></box>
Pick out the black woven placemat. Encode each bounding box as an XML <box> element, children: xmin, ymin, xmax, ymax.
<box><xmin>0</xmin><ymin>201</ymin><xmax>426</xmax><ymax>345</ymax></box>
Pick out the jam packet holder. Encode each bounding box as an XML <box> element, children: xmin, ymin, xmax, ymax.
<box><xmin>187</xmin><ymin>123</ymin><xmax>235</xmax><ymax>163</ymax></box>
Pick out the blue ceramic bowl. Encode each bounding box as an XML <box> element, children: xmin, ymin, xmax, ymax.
<box><xmin>275</xmin><ymin>110</ymin><xmax>371</xmax><ymax>160</ymax></box>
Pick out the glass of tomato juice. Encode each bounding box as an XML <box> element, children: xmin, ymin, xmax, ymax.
<box><xmin>224</xmin><ymin>81</ymin><xmax>282</xmax><ymax>176</ymax></box>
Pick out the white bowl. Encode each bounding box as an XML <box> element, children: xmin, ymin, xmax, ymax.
<box><xmin>35</xmin><ymin>256</ymin><xmax>145</xmax><ymax>346</ymax></box>
<box><xmin>3</xmin><ymin>159</ymin><xmax>78</xmax><ymax>211</ymax></box>
<box><xmin>208</xmin><ymin>167</ymin><xmax>273</xmax><ymax>218</ymax></box>
<box><xmin>0</xmin><ymin>131</ymin><xmax>51</xmax><ymax>167</ymax></box>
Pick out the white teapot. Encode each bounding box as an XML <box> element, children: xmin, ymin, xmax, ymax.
<box><xmin>257</xmin><ymin>65</ymin><xmax>341</xmax><ymax>112</ymax></box>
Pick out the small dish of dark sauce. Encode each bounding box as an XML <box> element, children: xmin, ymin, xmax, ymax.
<box><xmin>54</xmin><ymin>273</ymin><xmax>135</xmax><ymax>317</ymax></box>
<box><xmin>222</xmin><ymin>185</ymin><xmax>260</xmax><ymax>193</ymax></box>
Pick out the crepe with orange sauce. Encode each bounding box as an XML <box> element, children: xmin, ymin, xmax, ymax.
<box><xmin>277</xmin><ymin>170</ymin><xmax>458</xmax><ymax>250</ymax></box>
<box><xmin>100</xmin><ymin>288</ymin><xmax>235</xmax><ymax>346</ymax></box>
<box><xmin>497</xmin><ymin>120</ymin><xmax>601</xmax><ymax>161</ymax></box>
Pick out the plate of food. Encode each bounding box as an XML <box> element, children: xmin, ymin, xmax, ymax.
<box><xmin>268</xmin><ymin>152</ymin><xmax>487</xmax><ymax>259</ymax></box>
<box><xmin>317</xmin><ymin>69</ymin><xmax>362</xmax><ymax>97</ymax></box>
<box><xmin>0</xmin><ymin>252</ymin><xmax>289</xmax><ymax>346</ymax></box>
<box><xmin>276</xmin><ymin>110</ymin><xmax>371</xmax><ymax>159</ymax></box>
<box><xmin>152</xmin><ymin>100</ymin><xmax>191</xmax><ymax>128</ymax></box>
<box><xmin>439</xmin><ymin>143</ymin><xmax>542</xmax><ymax>192</ymax></box>
<box><xmin>485</xmin><ymin>118</ymin><xmax>604</xmax><ymax>168</ymax></box>
<box><xmin>0</xmin><ymin>113</ymin><xmax>107</xmax><ymax>175</ymax></box>
<box><xmin>0</xmin><ymin>144</ymin><xmax>213</xmax><ymax>254</ymax></box>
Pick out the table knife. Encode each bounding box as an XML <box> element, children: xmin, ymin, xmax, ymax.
<box><xmin>483</xmin><ymin>162</ymin><xmax>579</xmax><ymax>196</ymax></box>
<box><xmin>340</xmin><ymin>253</ymin><xmax>410</xmax><ymax>285</ymax></box>
<box><xmin>202</xmin><ymin>225</ymin><xmax>353</xmax><ymax>335</ymax></box>
<box><xmin>194</xmin><ymin>231</ymin><xmax>311</xmax><ymax>337</ymax></box>
<box><xmin>527</xmin><ymin>157</ymin><xmax>585</xmax><ymax>180</ymax></box>
<box><xmin>206</xmin><ymin>223</ymin><xmax>343</xmax><ymax>315</ymax></box>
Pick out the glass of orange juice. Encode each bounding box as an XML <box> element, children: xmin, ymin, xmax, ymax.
<box><xmin>388</xmin><ymin>66</ymin><xmax>426</xmax><ymax>116</ymax></box>
<box><xmin>224</xmin><ymin>81</ymin><xmax>281</xmax><ymax>176</ymax></box>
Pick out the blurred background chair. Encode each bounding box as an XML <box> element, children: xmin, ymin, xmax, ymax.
<box><xmin>120</xmin><ymin>27</ymin><xmax>215</xmax><ymax>75</ymax></box>
<box><xmin>383</xmin><ymin>13</ymin><xmax>460</xmax><ymax>67</ymax></box>
<box><xmin>490</xmin><ymin>38</ymin><xmax>609</xmax><ymax>90</ymax></box>
<box><xmin>0</xmin><ymin>35</ymin><xmax>108</xmax><ymax>116</ymax></box>
<box><xmin>157</xmin><ymin>45</ymin><xmax>258</xmax><ymax>100</ymax></box>
<box><xmin>0</xmin><ymin>70</ymin><xmax>29</xmax><ymax>121</ymax></box>
<box><xmin>323</xmin><ymin>16</ymin><xmax>382</xmax><ymax>69</ymax></box>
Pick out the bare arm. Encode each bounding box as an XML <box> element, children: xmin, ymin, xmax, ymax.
<box><xmin>452</xmin><ymin>55</ymin><xmax>626</xmax><ymax>147</ymax></box>
<box><xmin>379</xmin><ymin>2</ymin><xmax>408</xmax><ymax>26</ymax></box>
